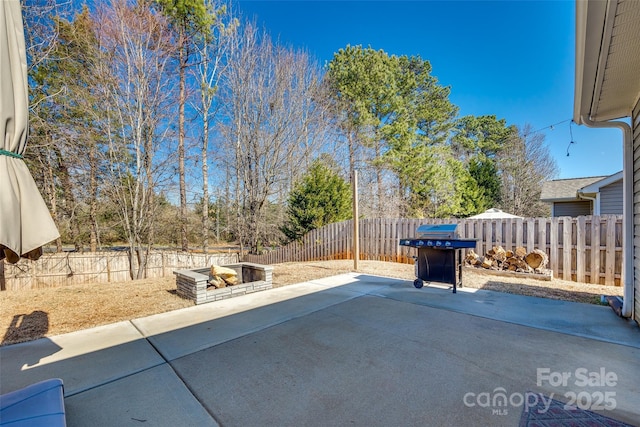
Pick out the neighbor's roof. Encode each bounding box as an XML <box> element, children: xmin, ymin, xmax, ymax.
<box><xmin>540</xmin><ymin>176</ymin><xmax>607</xmax><ymax>202</ymax></box>
<box><xmin>574</xmin><ymin>0</ymin><xmax>640</xmax><ymax>123</ymax></box>
<box><xmin>579</xmin><ymin>170</ymin><xmax>623</xmax><ymax>194</ymax></box>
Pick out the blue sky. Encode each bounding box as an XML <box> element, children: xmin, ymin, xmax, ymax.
<box><xmin>237</xmin><ymin>0</ymin><xmax>623</xmax><ymax>179</ymax></box>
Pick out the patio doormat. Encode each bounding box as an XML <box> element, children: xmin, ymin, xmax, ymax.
<box><xmin>519</xmin><ymin>393</ymin><xmax>636</xmax><ymax>427</ymax></box>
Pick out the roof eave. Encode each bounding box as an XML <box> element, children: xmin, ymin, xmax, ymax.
<box><xmin>574</xmin><ymin>0</ymin><xmax>640</xmax><ymax>123</ymax></box>
<box><xmin>540</xmin><ymin>197</ymin><xmax>582</xmax><ymax>203</ymax></box>
<box><xmin>574</xmin><ymin>0</ymin><xmax>606</xmax><ymax>125</ymax></box>
<box><xmin>573</xmin><ymin>0</ymin><xmax>588</xmax><ymax>124</ymax></box>
<box><xmin>579</xmin><ymin>170</ymin><xmax>623</xmax><ymax>193</ymax></box>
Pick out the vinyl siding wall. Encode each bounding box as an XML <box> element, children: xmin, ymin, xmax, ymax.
<box><xmin>600</xmin><ymin>180</ymin><xmax>623</xmax><ymax>214</ymax></box>
<box><xmin>552</xmin><ymin>200</ymin><xmax>592</xmax><ymax>217</ymax></box>
<box><xmin>633</xmin><ymin>97</ymin><xmax>640</xmax><ymax>326</ymax></box>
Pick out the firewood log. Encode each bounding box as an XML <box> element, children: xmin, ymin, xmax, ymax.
<box><xmin>492</xmin><ymin>246</ymin><xmax>506</xmax><ymax>262</ymax></box>
<box><xmin>524</xmin><ymin>249</ymin><xmax>548</xmax><ymax>269</ymax></box>
<box><xmin>222</xmin><ymin>275</ymin><xmax>239</xmax><ymax>286</ymax></box>
<box><xmin>211</xmin><ymin>265</ymin><xmax>238</xmax><ymax>278</ymax></box>
<box><xmin>209</xmin><ymin>275</ymin><xmax>225</xmax><ymax>288</ymax></box>
<box><xmin>466</xmin><ymin>250</ymin><xmax>479</xmax><ymax>264</ymax></box>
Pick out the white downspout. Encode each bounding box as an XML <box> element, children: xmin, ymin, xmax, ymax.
<box><xmin>577</xmin><ymin>193</ymin><xmax>598</xmax><ymax>215</ymax></box>
<box><xmin>581</xmin><ymin>115</ymin><xmax>632</xmax><ymax>318</ymax></box>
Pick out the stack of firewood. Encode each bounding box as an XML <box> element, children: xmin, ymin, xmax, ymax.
<box><xmin>465</xmin><ymin>246</ymin><xmax>549</xmax><ymax>274</ymax></box>
<box><xmin>208</xmin><ymin>265</ymin><xmax>239</xmax><ymax>288</ymax></box>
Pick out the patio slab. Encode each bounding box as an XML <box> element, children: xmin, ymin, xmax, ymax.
<box><xmin>0</xmin><ymin>321</ymin><xmax>164</xmax><ymax>396</ymax></box>
<box><xmin>132</xmin><ymin>280</ymin><xmax>364</xmax><ymax>361</ymax></box>
<box><xmin>1</xmin><ymin>273</ymin><xmax>639</xmax><ymax>426</ymax></box>
<box><xmin>64</xmin><ymin>364</ymin><xmax>217</xmax><ymax>427</ymax></box>
<box><xmin>169</xmin><ymin>292</ymin><xmax>640</xmax><ymax>427</ymax></box>
<box><xmin>369</xmin><ymin>279</ymin><xmax>640</xmax><ymax>348</ymax></box>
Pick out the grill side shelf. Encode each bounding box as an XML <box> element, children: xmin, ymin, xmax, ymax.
<box><xmin>399</xmin><ymin>238</ymin><xmax>476</xmax><ymax>249</ymax></box>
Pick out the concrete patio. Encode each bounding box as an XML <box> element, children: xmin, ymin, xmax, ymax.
<box><xmin>1</xmin><ymin>273</ymin><xmax>639</xmax><ymax>426</ymax></box>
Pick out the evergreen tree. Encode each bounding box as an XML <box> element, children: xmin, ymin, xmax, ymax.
<box><xmin>281</xmin><ymin>161</ymin><xmax>351</xmax><ymax>242</ymax></box>
<box><xmin>451</xmin><ymin>115</ymin><xmax>515</xmax><ymax>210</ymax></box>
<box><xmin>327</xmin><ymin>46</ymin><xmax>458</xmax><ymax>217</ymax></box>
<box><xmin>468</xmin><ymin>157</ymin><xmax>501</xmax><ymax>208</ymax></box>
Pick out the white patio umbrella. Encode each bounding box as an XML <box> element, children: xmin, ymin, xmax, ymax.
<box><xmin>1</xmin><ymin>0</ymin><xmax>59</xmax><ymax>264</ymax></box>
<box><xmin>468</xmin><ymin>208</ymin><xmax>523</xmax><ymax>219</ymax></box>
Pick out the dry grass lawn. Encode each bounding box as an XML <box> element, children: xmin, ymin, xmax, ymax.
<box><xmin>1</xmin><ymin>260</ymin><xmax>623</xmax><ymax>346</ymax></box>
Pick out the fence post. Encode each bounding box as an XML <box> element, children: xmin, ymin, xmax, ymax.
<box><xmin>605</xmin><ymin>216</ymin><xmax>616</xmax><ymax>285</ymax></box>
<box><xmin>505</xmin><ymin>219</ymin><xmax>513</xmax><ymax>251</ymax></box>
<box><xmin>576</xmin><ymin>216</ymin><xmax>586</xmax><ymax>283</ymax></box>
<box><xmin>515</xmin><ymin>218</ymin><xmax>524</xmax><ymax>248</ymax></box>
<box><xmin>526</xmin><ymin>218</ymin><xmax>535</xmax><ymax>253</ymax></box>
<box><xmin>162</xmin><ymin>251</ymin><xmax>166</xmax><ymax>277</ymax></box>
<box><xmin>562</xmin><ymin>217</ymin><xmax>573</xmax><ymax>281</ymax></box>
<box><xmin>591</xmin><ymin>217</ymin><xmax>601</xmax><ymax>284</ymax></box>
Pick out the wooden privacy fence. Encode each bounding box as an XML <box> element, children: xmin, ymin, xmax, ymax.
<box><xmin>1</xmin><ymin>251</ymin><xmax>239</xmax><ymax>291</ymax></box>
<box><xmin>243</xmin><ymin>215</ymin><xmax>624</xmax><ymax>286</ymax></box>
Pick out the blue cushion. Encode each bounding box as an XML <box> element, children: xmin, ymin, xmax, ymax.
<box><xmin>0</xmin><ymin>378</ymin><xmax>66</xmax><ymax>426</ymax></box>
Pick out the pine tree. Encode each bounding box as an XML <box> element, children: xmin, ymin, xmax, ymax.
<box><xmin>281</xmin><ymin>161</ymin><xmax>352</xmax><ymax>242</ymax></box>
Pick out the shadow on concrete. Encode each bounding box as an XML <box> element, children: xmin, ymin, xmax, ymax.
<box><xmin>479</xmin><ymin>280</ymin><xmax>607</xmax><ymax>305</ymax></box>
<box><xmin>2</xmin><ymin>310</ymin><xmax>50</xmax><ymax>346</ymax></box>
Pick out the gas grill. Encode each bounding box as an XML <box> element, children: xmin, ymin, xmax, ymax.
<box><xmin>399</xmin><ymin>224</ymin><xmax>476</xmax><ymax>293</ymax></box>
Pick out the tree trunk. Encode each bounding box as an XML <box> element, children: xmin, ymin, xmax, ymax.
<box><xmin>144</xmin><ymin>125</ymin><xmax>155</xmax><ymax>256</ymax></box>
<box><xmin>89</xmin><ymin>144</ymin><xmax>98</xmax><ymax>252</ymax></box>
<box><xmin>128</xmin><ymin>245</ymin><xmax>138</xmax><ymax>280</ymax></box>
<box><xmin>55</xmin><ymin>148</ymin><xmax>81</xmax><ymax>251</ymax></box>
<box><xmin>136</xmin><ymin>247</ymin><xmax>148</xmax><ymax>280</ymax></box>
<box><xmin>348</xmin><ymin>131</ymin><xmax>355</xmax><ymax>181</ymax></box>
<box><xmin>43</xmin><ymin>150</ymin><xmax>62</xmax><ymax>253</ymax></box>
<box><xmin>375</xmin><ymin>142</ymin><xmax>383</xmax><ymax>216</ymax></box>
<box><xmin>178</xmin><ymin>36</ymin><xmax>188</xmax><ymax>252</ymax></box>
<box><xmin>201</xmin><ymin>91</ymin><xmax>209</xmax><ymax>254</ymax></box>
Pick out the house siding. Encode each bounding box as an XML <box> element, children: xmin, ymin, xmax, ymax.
<box><xmin>553</xmin><ymin>200</ymin><xmax>592</xmax><ymax>217</ymax></box>
<box><xmin>600</xmin><ymin>179</ymin><xmax>623</xmax><ymax>214</ymax></box>
<box><xmin>633</xmin><ymin>97</ymin><xmax>640</xmax><ymax>326</ymax></box>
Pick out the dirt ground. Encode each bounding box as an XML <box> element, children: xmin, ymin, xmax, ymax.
<box><xmin>0</xmin><ymin>260</ymin><xmax>623</xmax><ymax>346</ymax></box>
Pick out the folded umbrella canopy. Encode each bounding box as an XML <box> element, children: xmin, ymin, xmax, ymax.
<box><xmin>1</xmin><ymin>0</ymin><xmax>59</xmax><ymax>263</ymax></box>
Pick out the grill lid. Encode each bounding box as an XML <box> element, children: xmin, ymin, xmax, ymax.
<box><xmin>416</xmin><ymin>224</ymin><xmax>458</xmax><ymax>239</ymax></box>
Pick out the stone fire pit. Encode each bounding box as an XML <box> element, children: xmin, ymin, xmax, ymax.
<box><xmin>174</xmin><ymin>262</ymin><xmax>273</xmax><ymax>305</ymax></box>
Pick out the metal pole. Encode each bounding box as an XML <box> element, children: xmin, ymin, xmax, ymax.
<box><xmin>353</xmin><ymin>169</ymin><xmax>359</xmax><ymax>271</ymax></box>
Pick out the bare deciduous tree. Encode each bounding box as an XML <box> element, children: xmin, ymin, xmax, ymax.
<box><xmin>94</xmin><ymin>0</ymin><xmax>176</xmax><ymax>278</ymax></box>
<box><xmin>191</xmin><ymin>0</ymin><xmax>237</xmax><ymax>253</ymax></box>
<box><xmin>219</xmin><ymin>22</ymin><xmax>330</xmax><ymax>253</ymax></box>
<box><xmin>23</xmin><ymin>0</ymin><xmax>75</xmax><ymax>252</ymax></box>
<box><xmin>498</xmin><ymin>124</ymin><xmax>558</xmax><ymax>217</ymax></box>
